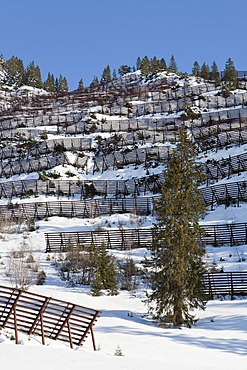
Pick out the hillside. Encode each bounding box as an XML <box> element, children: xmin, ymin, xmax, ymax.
<box><xmin>0</xmin><ymin>68</ymin><xmax>247</xmax><ymax>369</ymax></box>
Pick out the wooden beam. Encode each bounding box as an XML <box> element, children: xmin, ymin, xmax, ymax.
<box><xmin>28</xmin><ymin>297</ymin><xmax>50</xmax><ymax>337</ymax></box>
<box><xmin>40</xmin><ymin>311</ymin><xmax>45</xmax><ymax>345</ymax></box>
<box><xmin>13</xmin><ymin>306</ymin><xmax>18</xmax><ymax>345</ymax></box>
<box><xmin>90</xmin><ymin>325</ymin><xmax>96</xmax><ymax>351</ymax></box>
<box><xmin>54</xmin><ymin>304</ymin><xmax>75</xmax><ymax>341</ymax></box>
<box><xmin>2</xmin><ymin>290</ymin><xmax>22</xmax><ymax>328</ymax></box>
<box><xmin>78</xmin><ymin>311</ymin><xmax>100</xmax><ymax>347</ymax></box>
<box><xmin>67</xmin><ymin>320</ymin><xmax>73</xmax><ymax>349</ymax></box>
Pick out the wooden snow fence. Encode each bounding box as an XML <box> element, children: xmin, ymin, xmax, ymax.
<box><xmin>0</xmin><ymin>177</ymin><xmax>163</xmax><ymax>199</ymax></box>
<box><xmin>203</xmin><ymin>272</ymin><xmax>247</xmax><ymax>300</ymax></box>
<box><xmin>44</xmin><ymin>222</ymin><xmax>247</xmax><ymax>252</ymax></box>
<box><xmin>0</xmin><ymin>285</ymin><xmax>100</xmax><ymax>349</ymax></box>
<box><xmin>45</xmin><ymin>228</ymin><xmax>153</xmax><ymax>252</ymax></box>
<box><xmin>201</xmin><ymin>180</ymin><xmax>247</xmax><ymax>209</ymax></box>
<box><xmin>0</xmin><ymin>196</ymin><xmax>154</xmax><ymax>221</ymax></box>
<box><xmin>0</xmin><ymin>165</ymin><xmax>246</xmax><ymax>200</ymax></box>
<box><xmin>204</xmin><ymin>152</ymin><xmax>247</xmax><ymax>184</ymax></box>
<box><xmin>0</xmin><ymin>181</ymin><xmax>246</xmax><ymax>223</ymax></box>
<box><xmin>0</xmin><ymin>153</ymin><xmax>69</xmax><ymax>178</ymax></box>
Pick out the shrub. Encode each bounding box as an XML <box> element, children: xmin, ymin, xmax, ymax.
<box><xmin>6</xmin><ymin>240</ymin><xmax>39</xmax><ymax>290</ymax></box>
<box><xmin>36</xmin><ymin>270</ymin><xmax>46</xmax><ymax>285</ymax></box>
<box><xmin>114</xmin><ymin>345</ymin><xmax>124</xmax><ymax>356</ymax></box>
<box><xmin>120</xmin><ymin>257</ymin><xmax>139</xmax><ymax>291</ymax></box>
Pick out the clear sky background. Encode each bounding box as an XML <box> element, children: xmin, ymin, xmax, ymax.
<box><xmin>0</xmin><ymin>0</ymin><xmax>246</xmax><ymax>90</ymax></box>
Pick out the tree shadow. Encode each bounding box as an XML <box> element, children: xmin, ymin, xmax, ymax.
<box><xmin>98</xmin><ymin>307</ymin><xmax>247</xmax><ymax>356</ymax></box>
<box><xmin>171</xmin><ymin>333</ymin><xmax>247</xmax><ymax>356</ymax></box>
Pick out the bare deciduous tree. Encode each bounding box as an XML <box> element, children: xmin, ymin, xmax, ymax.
<box><xmin>6</xmin><ymin>238</ymin><xmax>39</xmax><ymax>290</ymax></box>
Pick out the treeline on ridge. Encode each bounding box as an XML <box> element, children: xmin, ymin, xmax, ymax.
<box><xmin>0</xmin><ymin>53</ymin><xmax>239</xmax><ymax>93</ymax></box>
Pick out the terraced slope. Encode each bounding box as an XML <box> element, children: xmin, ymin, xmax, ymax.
<box><xmin>0</xmin><ymin>70</ymin><xmax>246</xmax><ymax>251</ymax></box>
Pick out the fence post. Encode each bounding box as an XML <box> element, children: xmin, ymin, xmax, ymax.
<box><xmin>13</xmin><ymin>306</ymin><xmax>19</xmax><ymax>345</ymax></box>
<box><xmin>208</xmin><ymin>274</ymin><xmax>213</xmax><ymax>300</ymax></box>
<box><xmin>230</xmin><ymin>273</ymin><xmax>234</xmax><ymax>300</ymax></box>
<box><xmin>214</xmin><ymin>225</ymin><xmax>217</xmax><ymax>247</ymax></box>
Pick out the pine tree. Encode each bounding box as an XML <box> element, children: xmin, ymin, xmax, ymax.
<box><xmin>100</xmin><ymin>65</ymin><xmax>112</xmax><ymax>84</ymax></box>
<box><xmin>24</xmin><ymin>61</ymin><xmax>42</xmax><ymax>88</ymax></box>
<box><xmin>55</xmin><ymin>77</ymin><xmax>59</xmax><ymax>92</ymax></box>
<box><xmin>112</xmin><ymin>69</ymin><xmax>117</xmax><ymax>79</ymax></box>
<box><xmin>145</xmin><ymin>126</ymin><xmax>207</xmax><ymax>327</ymax></box>
<box><xmin>58</xmin><ymin>74</ymin><xmax>68</xmax><ymax>93</ymax></box>
<box><xmin>200</xmin><ymin>62</ymin><xmax>210</xmax><ymax>80</ymax></box>
<box><xmin>210</xmin><ymin>61</ymin><xmax>220</xmax><ymax>85</ymax></box>
<box><xmin>192</xmin><ymin>61</ymin><xmax>200</xmax><ymax>77</ymax></box>
<box><xmin>91</xmin><ymin>269</ymin><xmax>103</xmax><ymax>296</ymax></box>
<box><xmin>150</xmin><ymin>56</ymin><xmax>159</xmax><ymax>73</ymax></box>
<box><xmin>159</xmin><ymin>58</ymin><xmax>167</xmax><ymax>71</ymax></box>
<box><xmin>5</xmin><ymin>56</ymin><xmax>25</xmax><ymax>86</ymax></box>
<box><xmin>118</xmin><ymin>65</ymin><xmax>131</xmax><ymax>77</ymax></box>
<box><xmin>77</xmin><ymin>78</ymin><xmax>84</xmax><ymax>91</ymax></box>
<box><xmin>136</xmin><ymin>56</ymin><xmax>141</xmax><ymax>70</ymax></box>
<box><xmin>35</xmin><ymin>65</ymin><xmax>42</xmax><ymax>88</ymax></box>
<box><xmin>91</xmin><ymin>243</ymin><xmax>118</xmax><ymax>296</ymax></box>
<box><xmin>139</xmin><ymin>56</ymin><xmax>150</xmax><ymax>76</ymax></box>
<box><xmin>168</xmin><ymin>54</ymin><xmax>178</xmax><ymax>73</ymax></box>
<box><xmin>223</xmin><ymin>57</ymin><xmax>238</xmax><ymax>89</ymax></box>
<box><xmin>90</xmin><ymin>75</ymin><xmax>99</xmax><ymax>89</ymax></box>
<box><xmin>43</xmin><ymin>73</ymin><xmax>56</xmax><ymax>92</ymax></box>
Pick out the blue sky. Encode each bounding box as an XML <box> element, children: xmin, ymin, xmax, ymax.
<box><xmin>0</xmin><ymin>0</ymin><xmax>246</xmax><ymax>90</ymax></box>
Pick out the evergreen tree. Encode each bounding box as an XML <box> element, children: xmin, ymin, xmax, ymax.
<box><xmin>168</xmin><ymin>54</ymin><xmax>178</xmax><ymax>73</ymax></box>
<box><xmin>145</xmin><ymin>126</ymin><xmax>207</xmax><ymax>327</ymax></box>
<box><xmin>77</xmin><ymin>78</ymin><xmax>84</xmax><ymax>91</ymax></box>
<box><xmin>100</xmin><ymin>64</ymin><xmax>112</xmax><ymax>84</ymax></box>
<box><xmin>43</xmin><ymin>72</ymin><xmax>56</xmax><ymax>93</ymax></box>
<box><xmin>223</xmin><ymin>57</ymin><xmax>238</xmax><ymax>89</ymax></box>
<box><xmin>35</xmin><ymin>65</ymin><xmax>42</xmax><ymax>88</ymax></box>
<box><xmin>118</xmin><ymin>64</ymin><xmax>131</xmax><ymax>77</ymax></box>
<box><xmin>139</xmin><ymin>56</ymin><xmax>150</xmax><ymax>76</ymax></box>
<box><xmin>136</xmin><ymin>56</ymin><xmax>141</xmax><ymax>70</ymax></box>
<box><xmin>91</xmin><ymin>243</ymin><xmax>118</xmax><ymax>296</ymax></box>
<box><xmin>55</xmin><ymin>77</ymin><xmax>59</xmax><ymax>92</ymax></box>
<box><xmin>112</xmin><ymin>69</ymin><xmax>117</xmax><ymax>79</ymax></box>
<box><xmin>90</xmin><ymin>75</ymin><xmax>99</xmax><ymax>89</ymax></box>
<box><xmin>91</xmin><ymin>269</ymin><xmax>104</xmax><ymax>296</ymax></box>
<box><xmin>58</xmin><ymin>74</ymin><xmax>68</xmax><ymax>93</ymax></box>
<box><xmin>210</xmin><ymin>61</ymin><xmax>220</xmax><ymax>85</ymax></box>
<box><xmin>25</xmin><ymin>61</ymin><xmax>42</xmax><ymax>88</ymax></box>
<box><xmin>200</xmin><ymin>62</ymin><xmax>210</xmax><ymax>80</ymax></box>
<box><xmin>159</xmin><ymin>58</ymin><xmax>167</xmax><ymax>71</ymax></box>
<box><xmin>150</xmin><ymin>56</ymin><xmax>159</xmax><ymax>73</ymax></box>
<box><xmin>5</xmin><ymin>56</ymin><xmax>25</xmax><ymax>86</ymax></box>
<box><xmin>192</xmin><ymin>61</ymin><xmax>200</xmax><ymax>77</ymax></box>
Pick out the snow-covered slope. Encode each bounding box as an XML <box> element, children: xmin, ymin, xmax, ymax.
<box><xmin>0</xmin><ymin>70</ymin><xmax>247</xmax><ymax>369</ymax></box>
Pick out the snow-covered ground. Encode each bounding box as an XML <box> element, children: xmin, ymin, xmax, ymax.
<box><xmin>1</xmin><ymin>268</ymin><xmax>247</xmax><ymax>370</ymax></box>
<box><xmin>0</xmin><ymin>201</ymin><xmax>247</xmax><ymax>369</ymax></box>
